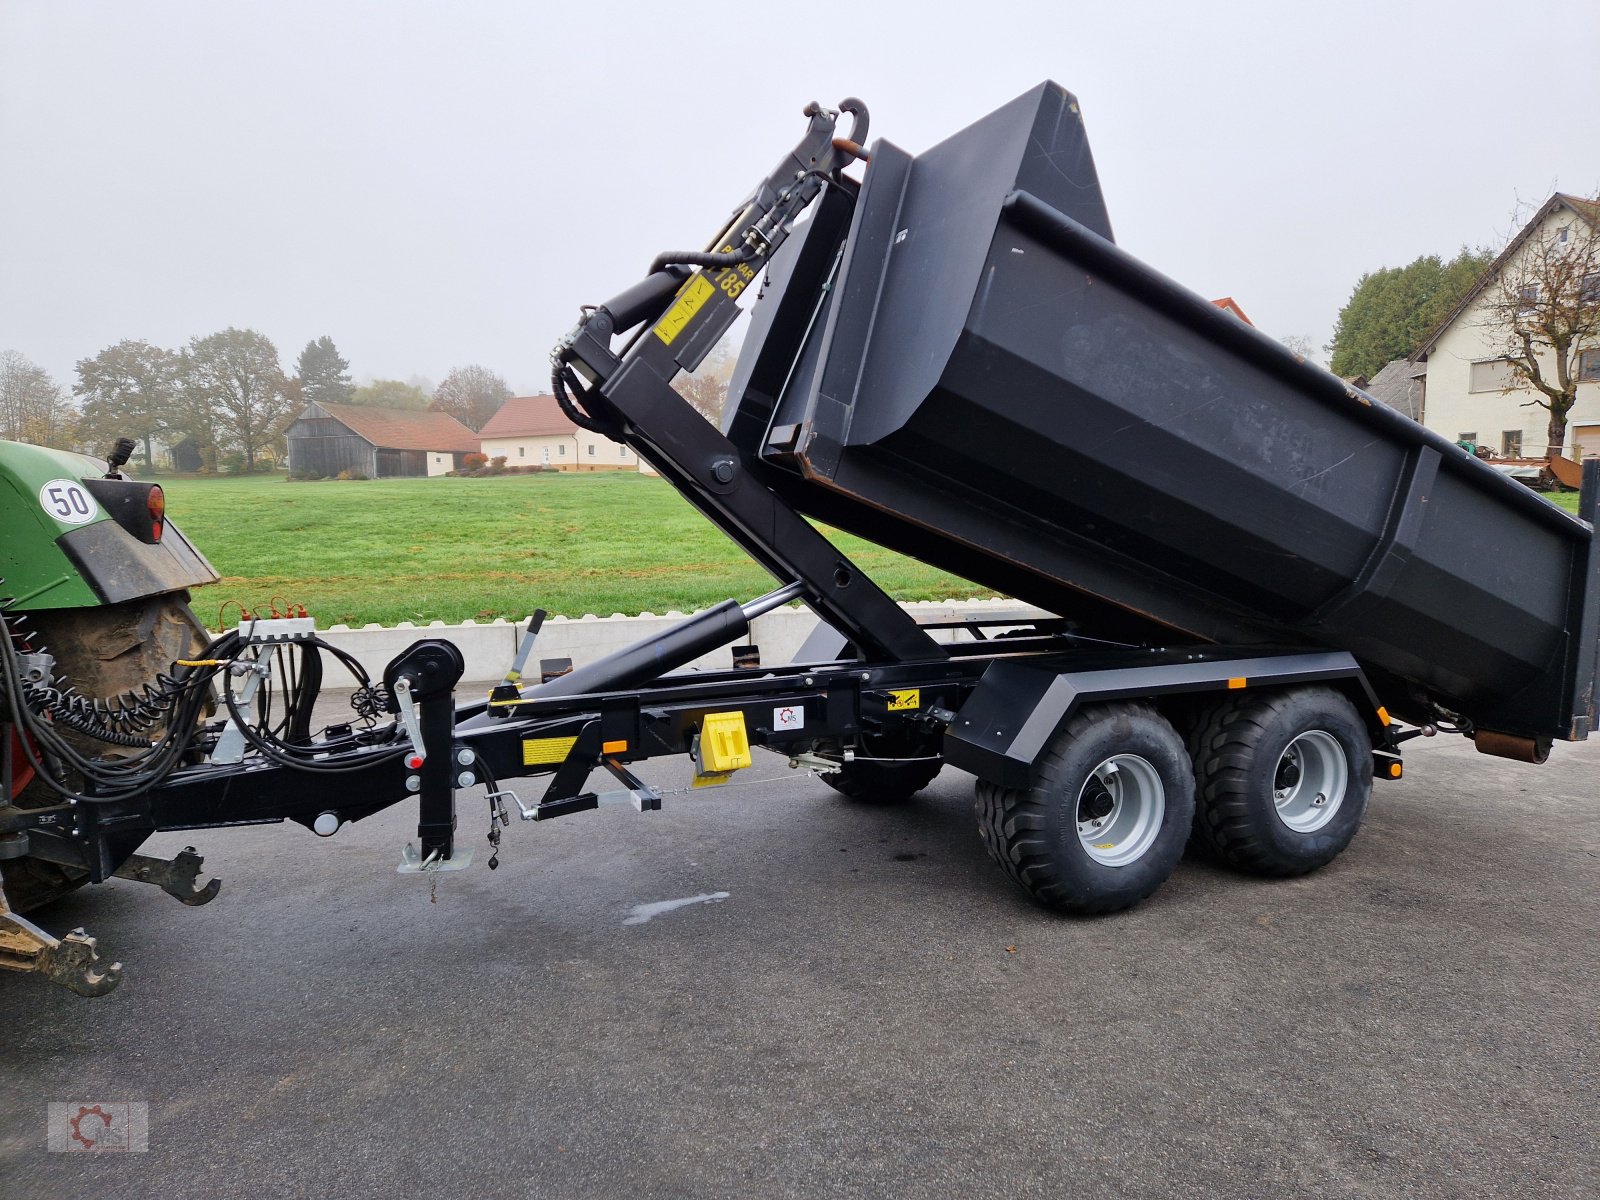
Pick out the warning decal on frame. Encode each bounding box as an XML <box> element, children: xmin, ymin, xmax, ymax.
<box><xmin>773</xmin><ymin>705</ymin><xmax>805</xmax><ymax>732</ymax></box>
<box><xmin>522</xmin><ymin>736</ymin><xmax>578</xmax><ymax>766</ymax></box>
<box><xmin>887</xmin><ymin>689</ymin><xmax>921</xmax><ymax>711</ymax></box>
<box><xmin>653</xmin><ymin>275</ymin><xmax>715</xmax><ymax>346</ymax></box>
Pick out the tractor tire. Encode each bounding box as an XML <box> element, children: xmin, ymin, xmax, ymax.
<box><xmin>2</xmin><ymin>592</ymin><xmax>210</xmax><ymax>913</ymax></box>
<box><xmin>1189</xmin><ymin>686</ymin><xmax>1371</xmax><ymax>877</ymax></box>
<box><xmin>0</xmin><ymin>855</ymin><xmax>89</xmax><ymax>915</ymax></box>
<box><xmin>974</xmin><ymin>701</ymin><xmax>1194</xmax><ymax>914</ymax></box>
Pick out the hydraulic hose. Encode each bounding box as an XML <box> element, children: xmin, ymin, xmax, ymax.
<box><xmin>553</xmin><ymin>364</ymin><xmax>621</xmax><ymax>439</ymax></box>
<box><xmin>647</xmin><ymin>243</ymin><xmax>757</xmax><ymax>275</ymax></box>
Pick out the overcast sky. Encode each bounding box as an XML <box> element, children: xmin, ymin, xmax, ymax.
<box><xmin>3</xmin><ymin>0</ymin><xmax>1597</xmax><ymax>394</ymax></box>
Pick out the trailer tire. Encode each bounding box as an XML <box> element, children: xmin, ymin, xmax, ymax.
<box><xmin>822</xmin><ymin>740</ymin><xmax>943</xmax><ymax>804</ymax></box>
<box><xmin>974</xmin><ymin>702</ymin><xmax>1194</xmax><ymax>914</ymax></box>
<box><xmin>1189</xmin><ymin>686</ymin><xmax>1371</xmax><ymax>876</ymax></box>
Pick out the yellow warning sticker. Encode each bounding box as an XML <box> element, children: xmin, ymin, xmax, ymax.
<box><xmin>653</xmin><ymin>274</ymin><xmax>715</xmax><ymax>346</ymax></box>
<box><xmin>887</xmin><ymin>689</ymin><xmax>921</xmax><ymax>712</ymax></box>
<box><xmin>522</xmin><ymin>736</ymin><xmax>578</xmax><ymax>766</ymax></box>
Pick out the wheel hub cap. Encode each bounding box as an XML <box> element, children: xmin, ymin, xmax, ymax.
<box><xmin>1075</xmin><ymin>754</ymin><xmax>1165</xmax><ymax>867</ymax></box>
<box><xmin>1272</xmin><ymin>730</ymin><xmax>1348</xmax><ymax>833</ymax></box>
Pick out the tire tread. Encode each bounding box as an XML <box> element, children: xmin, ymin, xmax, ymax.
<box><xmin>975</xmin><ymin>701</ymin><xmax>1190</xmax><ymax>914</ymax></box>
<box><xmin>1189</xmin><ymin>688</ymin><xmax>1368</xmax><ymax>876</ymax></box>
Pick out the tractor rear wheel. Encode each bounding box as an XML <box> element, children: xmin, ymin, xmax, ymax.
<box><xmin>2</xmin><ymin>593</ymin><xmax>210</xmax><ymax>913</ymax></box>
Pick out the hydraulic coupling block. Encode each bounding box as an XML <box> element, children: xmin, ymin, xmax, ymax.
<box><xmin>238</xmin><ymin>615</ymin><xmax>317</xmax><ymax>644</ymax></box>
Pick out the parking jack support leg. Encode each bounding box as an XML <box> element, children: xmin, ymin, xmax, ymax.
<box><xmin>385</xmin><ymin>639</ymin><xmax>468</xmax><ymax>871</ymax></box>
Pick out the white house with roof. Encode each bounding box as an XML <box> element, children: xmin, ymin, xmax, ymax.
<box><xmin>476</xmin><ymin>395</ymin><xmax>640</xmax><ymax>471</ymax></box>
<box><xmin>1412</xmin><ymin>193</ymin><xmax>1600</xmax><ymax>460</ymax></box>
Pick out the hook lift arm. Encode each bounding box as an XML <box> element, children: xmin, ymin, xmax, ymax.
<box><xmin>551</xmin><ymin>100</ymin><xmax>938</xmax><ymax>666</ymax></box>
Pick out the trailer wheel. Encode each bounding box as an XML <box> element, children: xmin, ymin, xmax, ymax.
<box><xmin>974</xmin><ymin>702</ymin><xmax>1194</xmax><ymax>914</ymax></box>
<box><xmin>1189</xmin><ymin>686</ymin><xmax>1371</xmax><ymax>876</ymax></box>
<box><xmin>821</xmin><ymin>734</ymin><xmax>943</xmax><ymax>804</ymax></box>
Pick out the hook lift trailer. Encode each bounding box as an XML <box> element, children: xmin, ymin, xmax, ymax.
<box><xmin>4</xmin><ymin>83</ymin><xmax>1598</xmax><ymax>997</ymax></box>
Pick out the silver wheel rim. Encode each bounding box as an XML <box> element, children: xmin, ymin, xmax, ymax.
<box><xmin>1075</xmin><ymin>754</ymin><xmax>1165</xmax><ymax>866</ymax></box>
<box><xmin>1273</xmin><ymin>730</ymin><xmax>1348</xmax><ymax>833</ymax></box>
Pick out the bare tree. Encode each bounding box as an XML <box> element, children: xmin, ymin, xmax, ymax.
<box><xmin>1482</xmin><ymin>197</ymin><xmax>1600</xmax><ymax>456</ymax></box>
<box><xmin>1278</xmin><ymin>333</ymin><xmax>1323</xmax><ymax>366</ymax></box>
<box><xmin>0</xmin><ymin>350</ymin><xmax>77</xmax><ymax>448</ymax></box>
<box><xmin>431</xmin><ymin>365</ymin><xmax>510</xmax><ymax>431</ymax></box>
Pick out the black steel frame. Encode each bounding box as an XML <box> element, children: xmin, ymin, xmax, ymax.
<box><xmin>3</xmin><ymin>627</ymin><xmax>1392</xmax><ymax>885</ymax></box>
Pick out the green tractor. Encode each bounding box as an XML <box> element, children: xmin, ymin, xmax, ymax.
<box><xmin>1</xmin><ymin>437</ymin><xmax>217</xmax><ymax>921</ymax></box>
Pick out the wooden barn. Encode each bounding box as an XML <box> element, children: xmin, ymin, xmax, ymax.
<box><xmin>284</xmin><ymin>402</ymin><xmax>480</xmax><ymax>479</ymax></box>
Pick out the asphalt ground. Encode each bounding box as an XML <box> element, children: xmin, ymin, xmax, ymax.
<box><xmin>2</xmin><ymin>728</ymin><xmax>1597</xmax><ymax>1198</ymax></box>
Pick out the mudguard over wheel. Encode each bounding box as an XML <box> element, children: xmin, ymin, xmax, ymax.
<box><xmin>1189</xmin><ymin>686</ymin><xmax>1372</xmax><ymax>876</ymax></box>
<box><xmin>974</xmin><ymin>702</ymin><xmax>1195</xmax><ymax>914</ymax></box>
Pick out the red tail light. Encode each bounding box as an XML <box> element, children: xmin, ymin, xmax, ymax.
<box><xmin>147</xmin><ymin>485</ymin><xmax>165</xmax><ymax>542</ymax></box>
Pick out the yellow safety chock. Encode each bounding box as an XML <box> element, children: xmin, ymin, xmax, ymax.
<box><xmin>695</xmin><ymin>711</ymin><xmax>751</xmax><ymax>783</ymax></box>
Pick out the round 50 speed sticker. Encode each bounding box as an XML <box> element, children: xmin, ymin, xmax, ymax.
<box><xmin>38</xmin><ymin>479</ymin><xmax>100</xmax><ymax>525</ymax></box>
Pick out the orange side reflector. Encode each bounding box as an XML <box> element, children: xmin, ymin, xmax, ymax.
<box><xmin>1226</xmin><ymin>677</ymin><xmax>1247</xmax><ymax>690</ymax></box>
<box><xmin>602</xmin><ymin>739</ymin><xmax>628</xmax><ymax>755</ymax></box>
<box><xmin>1376</xmin><ymin>707</ymin><xmax>1391</xmax><ymax>726</ymax></box>
<box><xmin>1388</xmin><ymin>762</ymin><xmax>1402</xmax><ymax>778</ymax></box>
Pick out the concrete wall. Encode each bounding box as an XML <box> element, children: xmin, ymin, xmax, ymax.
<box><xmin>305</xmin><ymin>599</ymin><xmax>1047</xmax><ymax>687</ymax></box>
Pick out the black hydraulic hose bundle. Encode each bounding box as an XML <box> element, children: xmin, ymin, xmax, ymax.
<box><xmin>0</xmin><ymin>583</ymin><xmax>407</xmax><ymax>801</ymax></box>
<box><xmin>0</xmin><ymin>604</ymin><xmax>238</xmax><ymax>802</ymax></box>
<box><xmin>553</xmin><ymin>364</ymin><xmax>619</xmax><ymax>438</ymax></box>
<box><xmin>215</xmin><ymin>638</ymin><xmax>408</xmax><ymax>775</ymax></box>
<box><xmin>2</xmin><ymin>608</ymin><xmax>197</xmax><ymax>746</ymax></box>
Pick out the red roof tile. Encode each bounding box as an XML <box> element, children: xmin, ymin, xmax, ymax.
<box><xmin>311</xmin><ymin>402</ymin><xmax>480</xmax><ymax>453</ymax></box>
<box><xmin>1210</xmin><ymin>296</ymin><xmax>1254</xmax><ymax>325</ymax></box>
<box><xmin>478</xmin><ymin>395</ymin><xmax>578</xmax><ymax>438</ymax></box>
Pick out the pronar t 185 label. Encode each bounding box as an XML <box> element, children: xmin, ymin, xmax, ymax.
<box><xmin>38</xmin><ymin>479</ymin><xmax>99</xmax><ymax>525</ymax></box>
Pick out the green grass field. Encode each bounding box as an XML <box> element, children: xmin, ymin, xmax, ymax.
<box><xmin>1548</xmin><ymin>490</ymin><xmax>1582</xmax><ymax>514</ymax></box>
<box><xmin>163</xmin><ymin>472</ymin><xmax>995</xmax><ymax>627</ymax></box>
